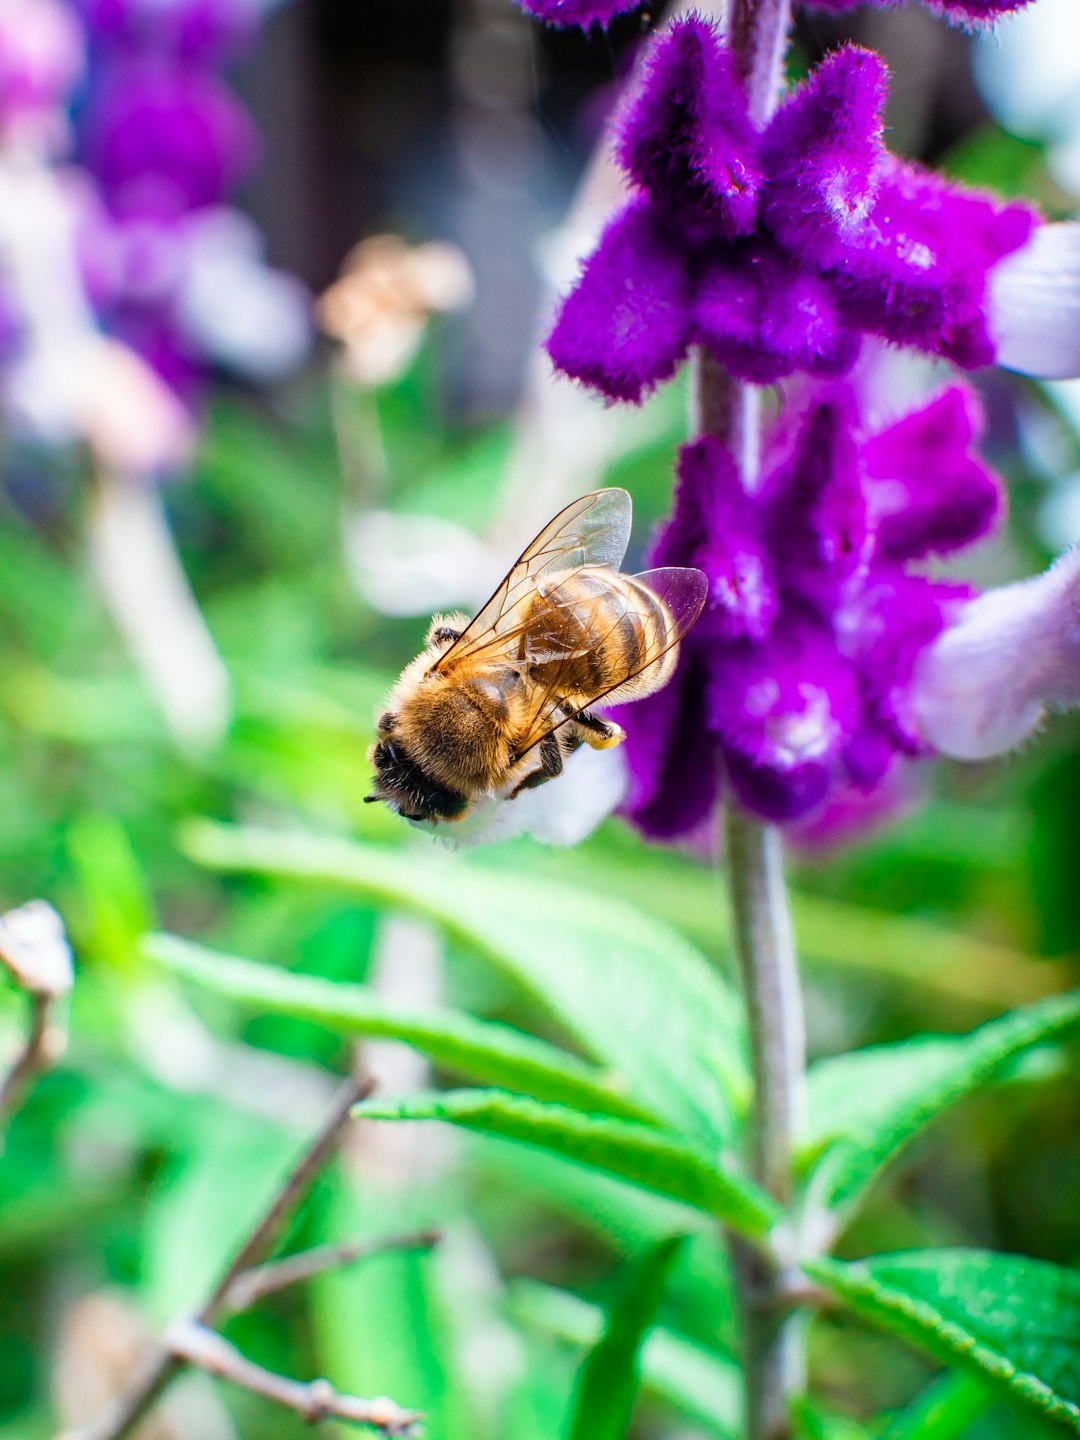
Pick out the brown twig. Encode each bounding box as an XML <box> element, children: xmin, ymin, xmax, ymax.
<box><xmin>166</xmin><ymin>1321</ymin><xmax>422</xmax><ymax>1436</ymax></box>
<box><xmin>56</xmin><ymin>1073</ymin><xmax>421</xmax><ymax>1440</ymax></box>
<box><xmin>0</xmin><ymin>901</ymin><xmax>73</xmax><ymax>1135</ymax></box>
<box><xmin>223</xmin><ymin>1228</ymin><xmax>441</xmax><ymax>1313</ymax></box>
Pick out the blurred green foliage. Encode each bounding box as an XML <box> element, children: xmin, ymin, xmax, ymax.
<box><xmin>1</xmin><ymin>340</ymin><xmax>1079</xmax><ymax>1439</ymax></box>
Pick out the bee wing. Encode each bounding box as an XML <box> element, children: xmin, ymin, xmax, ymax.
<box><xmin>516</xmin><ymin>564</ymin><xmax>708</xmax><ymax>758</ymax></box>
<box><xmin>433</xmin><ymin>489</ymin><xmax>633</xmax><ymax>670</ymax></box>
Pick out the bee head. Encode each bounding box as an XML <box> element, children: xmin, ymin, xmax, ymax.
<box><xmin>365</xmin><ymin>720</ymin><xmax>469</xmax><ymax>825</ymax></box>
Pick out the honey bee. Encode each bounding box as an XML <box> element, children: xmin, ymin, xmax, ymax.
<box><xmin>365</xmin><ymin>488</ymin><xmax>707</xmax><ymax>826</ymax></box>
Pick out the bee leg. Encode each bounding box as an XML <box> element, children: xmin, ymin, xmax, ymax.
<box><xmin>573</xmin><ymin>709</ymin><xmax>626</xmax><ymax>750</ymax></box>
<box><xmin>509</xmin><ymin>733</ymin><xmax>563</xmax><ymax>797</ymax></box>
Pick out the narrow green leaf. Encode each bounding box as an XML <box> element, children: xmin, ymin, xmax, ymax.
<box><xmin>354</xmin><ymin>1090</ymin><xmax>781</xmax><ymax>1241</ymax></box>
<box><xmin>181</xmin><ymin>820</ymin><xmax>747</xmax><ymax>1146</ymax></box>
<box><xmin>803</xmin><ymin>991</ymin><xmax>1080</xmax><ymax>1220</ymax></box>
<box><xmin>511</xmin><ymin>1280</ymin><xmax>741</xmax><ymax>1439</ymax></box>
<box><xmin>146</xmin><ymin>933</ymin><xmax>651</xmax><ymax>1123</ymax></box>
<box><xmin>791</xmin><ymin>1397</ymin><xmax>873</xmax><ymax>1440</ymax></box>
<box><xmin>565</xmin><ymin>1237</ymin><xmax>684</xmax><ymax>1440</ymax></box>
<box><xmin>878</xmin><ymin>1371</ymin><xmax>991</xmax><ymax>1440</ymax></box>
<box><xmin>808</xmin><ymin>1251</ymin><xmax>1080</xmax><ymax>1436</ymax></box>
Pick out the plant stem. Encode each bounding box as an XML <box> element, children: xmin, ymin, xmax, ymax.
<box><xmin>59</xmin><ymin>1075</ymin><xmax>377</xmax><ymax>1440</ymax></box>
<box><xmin>725</xmin><ymin>810</ymin><xmax>805</xmax><ymax>1207</ymax></box>
<box><xmin>689</xmin><ymin>6</ymin><xmax>803</xmax><ymax>1437</ymax></box>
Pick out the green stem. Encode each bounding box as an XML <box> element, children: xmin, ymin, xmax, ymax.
<box><xmin>689</xmin><ymin>5</ymin><xmax>803</xmax><ymax>1437</ymax></box>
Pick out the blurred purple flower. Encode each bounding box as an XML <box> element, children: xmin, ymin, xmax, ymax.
<box><xmin>70</xmin><ymin>0</ymin><xmax>311</xmax><ymax>399</ymax></box>
<box><xmin>547</xmin><ymin>19</ymin><xmax>1036</xmax><ymax>402</ymax></box>
<box><xmin>622</xmin><ymin>383</ymin><xmax>1000</xmax><ymax>830</ymax></box>
<box><xmin>81</xmin><ymin>59</ymin><xmax>256</xmax><ymax>216</ymax></box>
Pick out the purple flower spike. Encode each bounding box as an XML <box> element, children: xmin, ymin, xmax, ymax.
<box><xmin>515</xmin><ymin>0</ymin><xmax>639</xmax><ymax>29</ymax></box>
<box><xmin>622</xmin><ymin>382</ymin><xmax>1002</xmax><ymax>835</ymax></box>
<box><xmin>806</xmin><ymin>0</ymin><xmax>1035</xmax><ymax>26</ymax></box>
<box><xmin>618</xmin><ymin>17</ymin><xmax>761</xmax><ymax>243</ymax></box>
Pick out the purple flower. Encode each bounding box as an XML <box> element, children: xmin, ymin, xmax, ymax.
<box><xmin>622</xmin><ymin>382</ymin><xmax>1000</xmax><ymax>829</ymax></box>
<box><xmin>81</xmin><ymin>59</ymin><xmax>256</xmax><ymax>217</ymax></box>
<box><xmin>547</xmin><ymin>18</ymin><xmax>1036</xmax><ymax>403</ymax></box>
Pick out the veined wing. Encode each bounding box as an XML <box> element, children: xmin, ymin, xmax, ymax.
<box><xmin>433</xmin><ymin>489</ymin><xmax>632</xmax><ymax>671</ymax></box>
<box><xmin>514</xmin><ymin>565</ymin><xmax>708</xmax><ymax>759</ymax></box>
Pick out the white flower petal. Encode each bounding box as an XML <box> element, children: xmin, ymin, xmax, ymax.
<box><xmin>913</xmin><ymin>546</ymin><xmax>1080</xmax><ymax>760</ymax></box>
<box><xmin>422</xmin><ymin>743</ymin><xmax>628</xmax><ymax>849</ymax></box>
<box><xmin>990</xmin><ymin>223</ymin><xmax>1080</xmax><ymax>380</ymax></box>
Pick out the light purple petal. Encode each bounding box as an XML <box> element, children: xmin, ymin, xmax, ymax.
<box><xmin>913</xmin><ymin>547</ymin><xmax>1080</xmax><ymax>759</ymax></box>
<box><xmin>617</xmin><ymin>16</ymin><xmax>761</xmax><ymax>243</ymax></box>
<box><xmin>989</xmin><ymin>222</ymin><xmax>1080</xmax><ymax>380</ymax></box>
<box><xmin>545</xmin><ymin>199</ymin><xmax>691</xmax><ymax>404</ymax></box>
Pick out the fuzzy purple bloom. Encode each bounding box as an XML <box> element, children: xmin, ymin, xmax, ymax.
<box><xmin>622</xmin><ymin>383</ymin><xmax>999</xmax><ymax>829</ymax></box>
<box><xmin>547</xmin><ymin>19</ymin><xmax>1036</xmax><ymax>402</ymax></box>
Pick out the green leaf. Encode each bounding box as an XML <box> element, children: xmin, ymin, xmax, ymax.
<box><xmin>808</xmin><ymin>1251</ymin><xmax>1080</xmax><ymax>1436</ymax></box>
<box><xmin>790</xmin><ymin>1397</ymin><xmax>873</xmax><ymax>1440</ymax></box>
<box><xmin>878</xmin><ymin>1371</ymin><xmax>991</xmax><ymax>1440</ymax></box>
<box><xmin>565</xmin><ymin>1237</ymin><xmax>684</xmax><ymax>1440</ymax></box>
<box><xmin>803</xmin><ymin>991</ymin><xmax>1080</xmax><ymax>1220</ymax></box>
<box><xmin>147</xmin><ymin>932</ymin><xmax>652</xmax><ymax>1123</ymax></box>
<box><xmin>181</xmin><ymin>821</ymin><xmax>747</xmax><ymax>1146</ymax></box>
<box><xmin>354</xmin><ymin>1090</ymin><xmax>781</xmax><ymax>1241</ymax></box>
<box><xmin>511</xmin><ymin>1279</ymin><xmax>741</xmax><ymax>1439</ymax></box>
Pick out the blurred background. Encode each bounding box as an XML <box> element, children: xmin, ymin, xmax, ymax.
<box><xmin>2</xmin><ymin>0</ymin><xmax>1080</xmax><ymax>1435</ymax></box>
